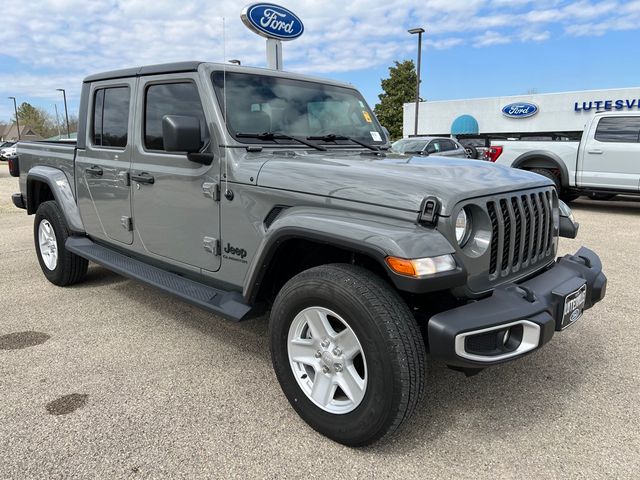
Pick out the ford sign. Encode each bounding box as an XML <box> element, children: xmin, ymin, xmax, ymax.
<box><xmin>241</xmin><ymin>3</ymin><xmax>304</xmax><ymax>41</ymax></box>
<box><xmin>502</xmin><ymin>102</ymin><xmax>539</xmax><ymax>118</ymax></box>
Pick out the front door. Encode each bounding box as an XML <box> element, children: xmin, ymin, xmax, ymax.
<box><xmin>579</xmin><ymin>115</ymin><xmax>640</xmax><ymax>191</ymax></box>
<box><xmin>131</xmin><ymin>74</ymin><xmax>221</xmax><ymax>272</ymax></box>
<box><xmin>76</xmin><ymin>79</ymin><xmax>135</xmax><ymax>244</ymax></box>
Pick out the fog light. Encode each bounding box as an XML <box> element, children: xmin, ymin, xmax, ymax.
<box><xmin>455</xmin><ymin>320</ymin><xmax>540</xmax><ymax>362</ymax></box>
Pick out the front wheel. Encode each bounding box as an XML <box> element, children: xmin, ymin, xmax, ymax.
<box><xmin>269</xmin><ymin>264</ymin><xmax>426</xmax><ymax>446</ymax></box>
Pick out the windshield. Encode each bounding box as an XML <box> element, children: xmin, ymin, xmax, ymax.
<box><xmin>391</xmin><ymin>139</ymin><xmax>427</xmax><ymax>153</ymax></box>
<box><xmin>212</xmin><ymin>71</ymin><xmax>385</xmax><ymax>146</ymax></box>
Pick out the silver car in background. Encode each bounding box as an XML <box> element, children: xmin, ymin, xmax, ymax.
<box><xmin>390</xmin><ymin>136</ymin><xmax>468</xmax><ymax>158</ymax></box>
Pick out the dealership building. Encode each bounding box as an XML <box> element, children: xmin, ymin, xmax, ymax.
<box><xmin>403</xmin><ymin>86</ymin><xmax>640</xmax><ymax>140</ymax></box>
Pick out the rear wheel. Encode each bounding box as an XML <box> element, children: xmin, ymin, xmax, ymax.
<box><xmin>34</xmin><ymin>201</ymin><xmax>88</xmax><ymax>286</ymax></box>
<box><xmin>530</xmin><ymin>168</ymin><xmax>560</xmax><ymax>191</ymax></box>
<box><xmin>529</xmin><ymin>168</ymin><xmax>579</xmax><ymax>201</ymax></box>
<box><xmin>269</xmin><ymin>264</ymin><xmax>426</xmax><ymax>446</ymax></box>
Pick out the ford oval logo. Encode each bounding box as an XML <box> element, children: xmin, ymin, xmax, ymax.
<box><xmin>241</xmin><ymin>3</ymin><xmax>304</xmax><ymax>41</ymax></box>
<box><xmin>502</xmin><ymin>102</ymin><xmax>539</xmax><ymax>118</ymax></box>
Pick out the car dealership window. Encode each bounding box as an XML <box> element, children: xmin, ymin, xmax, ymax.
<box><xmin>594</xmin><ymin>117</ymin><xmax>640</xmax><ymax>143</ymax></box>
<box><xmin>92</xmin><ymin>87</ymin><xmax>130</xmax><ymax>148</ymax></box>
<box><xmin>144</xmin><ymin>82</ymin><xmax>209</xmax><ymax>151</ymax></box>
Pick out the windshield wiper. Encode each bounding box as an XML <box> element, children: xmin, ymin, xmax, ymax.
<box><xmin>236</xmin><ymin>132</ymin><xmax>326</xmax><ymax>151</ymax></box>
<box><xmin>307</xmin><ymin>133</ymin><xmax>380</xmax><ymax>151</ymax></box>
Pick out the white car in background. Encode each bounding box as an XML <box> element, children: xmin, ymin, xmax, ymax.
<box><xmin>0</xmin><ymin>143</ymin><xmax>17</xmax><ymax>160</ymax></box>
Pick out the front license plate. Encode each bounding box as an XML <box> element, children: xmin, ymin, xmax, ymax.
<box><xmin>560</xmin><ymin>284</ymin><xmax>587</xmax><ymax>330</ymax></box>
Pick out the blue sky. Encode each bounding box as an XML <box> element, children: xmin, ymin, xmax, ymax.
<box><xmin>1</xmin><ymin>0</ymin><xmax>639</xmax><ymax>124</ymax></box>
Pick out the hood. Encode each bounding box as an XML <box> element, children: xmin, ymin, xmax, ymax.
<box><xmin>256</xmin><ymin>153</ymin><xmax>553</xmax><ymax>216</ymax></box>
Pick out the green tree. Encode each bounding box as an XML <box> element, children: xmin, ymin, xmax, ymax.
<box><xmin>374</xmin><ymin>60</ymin><xmax>418</xmax><ymax>140</ymax></box>
<box><xmin>12</xmin><ymin>102</ymin><xmax>58</xmax><ymax>138</ymax></box>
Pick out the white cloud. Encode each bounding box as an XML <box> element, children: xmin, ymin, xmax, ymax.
<box><xmin>473</xmin><ymin>31</ymin><xmax>511</xmax><ymax>47</ymax></box>
<box><xmin>425</xmin><ymin>37</ymin><xmax>465</xmax><ymax>49</ymax></box>
<box><xmin>519</xmin><ymin>30</ymin><xmax>551</xmax><ymax>42</ymax></box>
<box><xmin>0</xmin><ymin>0</ymin><xmax>639</xmax><ymax>120</ymax></box>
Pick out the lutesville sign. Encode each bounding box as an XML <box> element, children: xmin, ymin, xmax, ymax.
<box><xmin>241</xmin><ymin>3</ymin><xmax>304</xmax><ymax>41</ymax></box>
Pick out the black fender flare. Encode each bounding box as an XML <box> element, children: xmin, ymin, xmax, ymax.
<box><xmin>26</xmin><ymin>166</ymin><xmax>85</xmax><ymax>233</ymax></box>
<box><xmin>242</xmin><ymin>207</ymin><xmax>466</xmax><ymax>302</ymax></box>
<box><xmin>512</xmin><ymin>151</ymin><xmax>570</xmax><ymax>188</ymax></box>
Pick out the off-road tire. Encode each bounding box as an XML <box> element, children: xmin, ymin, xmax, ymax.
<box><xmin>34</xmin><ymin>201</ymin><xmax>88</xmax><ymax>286</ymax></box>
<box><xmin>269</xmin><ymin>263</ymin><xmax>427</xmax><ymax>446</ymax></box>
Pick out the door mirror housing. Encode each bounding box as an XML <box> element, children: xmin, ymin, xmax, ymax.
<box><xmin>162</xmin><ymin>115</ymin><xmax>202</xmax><ymax>153</ymax></box>
<box><xmin>558</xmin><ymin>200</ymin><xmax>579</xmax><ymax>239</ymax></box>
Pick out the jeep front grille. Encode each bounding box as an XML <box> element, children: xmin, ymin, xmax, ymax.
<box><xmin>486</xmin><ymin>190</ymin><xmax>556</xmax><ymax>279</ymax></box>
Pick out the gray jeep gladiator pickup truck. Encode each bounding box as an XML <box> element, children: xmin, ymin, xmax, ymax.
<box><xmin>10</xmin><ymin>61</ymin><xmax>606</xmax><ymax>446</ymax></box>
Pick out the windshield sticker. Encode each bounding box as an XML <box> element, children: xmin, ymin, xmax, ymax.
<box><xmin>358</xmin><ymin>100</ymin><xmax>365</xmax><ymax>108</ymax></box>
<box><xmin>362</xmin><ymin>111</ymin><xmax>373</xmax><ymax>123</ymax></box>
<box><xmin>370</xmin><ymin>131</ymin><xmax>382</xmax><ymax>142</ymax></box>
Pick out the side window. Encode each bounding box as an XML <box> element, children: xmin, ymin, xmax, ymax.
<box><xmin>429</xmin><ymin>140</ymin><xmax>441</xmax><ymax>152</ymax></box>
<box><xmin>92</xmin><ymin>87</ymin><xmax>130</xmax><ymax>148</ymax></box>
<box><xmin>144</xmin><ymin>82</ymin><xmax>209</xmax><ymax>151</ymax></box>
<box><xmin>594</xmin><ymin>117</ymin><xmax>640</xmax><ymax>143</ymax></box>
<box><xmin>441</xmin><ymin>139</ymin><xmax>456</xmax><ymax>151</ymax></box>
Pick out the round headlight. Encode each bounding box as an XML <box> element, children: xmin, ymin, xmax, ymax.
<box><xmin>455</xmin><ymin>209</ymin><xmax>470</xmax><ymax>245</ymax></box>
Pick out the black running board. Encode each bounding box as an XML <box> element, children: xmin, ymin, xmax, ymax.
<box><xmin>66</xmin><ymin>237</ymin><xmax>252</xmax><ymax>321</ymax></box>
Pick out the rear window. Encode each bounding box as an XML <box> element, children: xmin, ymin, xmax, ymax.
<box><xmin>92</xmin><ymin>87</ymin><xmax>130</xmax><ymax>148</ymax></box>
<box><xmin>594</xmin><ymin>117</ymin><xmax>640</xmax><ymax>143</ymax></box>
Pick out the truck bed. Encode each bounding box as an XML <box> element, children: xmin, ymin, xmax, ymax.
<box><xmin>16</xmin><ymin>140</ymin><xmax>77</xmax><ymax>194</ymax></box>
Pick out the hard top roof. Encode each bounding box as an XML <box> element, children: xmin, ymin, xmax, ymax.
<box><xmin>82</xmin><ymin>61</ymin><xmax>355</xmax><ymax>90</ymax></box>
<box><xmin>83</xmin><ymin>61</ymin><xmax>203</xmax><ymax>83</ymax></box>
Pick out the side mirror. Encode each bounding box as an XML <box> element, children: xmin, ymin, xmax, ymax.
<box><xmin>162</xmin><ymin>115</ymin><xmax>202</xmax><ymax>153</ymax></box>
<box><xmin>426</xmin><ymin>144</ymin><xmax>437</xmax><ymax>154</ymax></box>
<box><xmin>558</xmin><ymin>200</ymin><xmax>579</xmax><ymax>239</ymax></box>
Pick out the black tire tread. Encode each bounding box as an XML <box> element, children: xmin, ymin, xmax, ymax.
<box><xmin>34</xmin><ymin>201</ymin><xmax>88</xmax><ymax>286</ymax></box>
<box><xmin>271</xmin><ymin>263</ymin><xmax>426</xmax><ymax>445</ymax></box>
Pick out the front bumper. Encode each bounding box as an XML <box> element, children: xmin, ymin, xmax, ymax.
<box><xmin>428</xmin><ymin>247</ymin><xmax>606</xmax><ymax>368</ymax></box>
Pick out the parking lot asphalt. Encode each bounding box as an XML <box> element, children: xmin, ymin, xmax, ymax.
<box><xmin>0</xmin><ymin>164</ymin><xmax>639</xmax><ymax>479</ymax></box>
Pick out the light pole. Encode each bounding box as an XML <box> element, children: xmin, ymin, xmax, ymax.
<box><xmin>408</xmin><ymin>27</ymin><xmax>425</xmax><ymax>137</ymax></box>
<box><xmin>56</xmin><ymin>88</ymin><xmax>70</xmax><ymax>138</ymax></box>
<box><xmin>228</xmin><ymin>59</ymin><xmax>241</xmax><ymax>65</ymax></box>
<box><xmin>8</xmin><ymin>96</ymin><xmax>20</xmax><ymax>140</ymax></box>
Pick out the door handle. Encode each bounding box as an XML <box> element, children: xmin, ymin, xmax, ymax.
<box><xmin>131</xmin><ymin>172</ymin><xmax>155</xmax><ymax>184</ymax></box>
<box><xmin>85</xmin><ymin>166</ymin><xmax>103</xmax><ymax>176</ymax></box>
<box><xmin>588</xmin><ymin>149</ymin><xmax>603</xmax><ymax>154</ymax></box>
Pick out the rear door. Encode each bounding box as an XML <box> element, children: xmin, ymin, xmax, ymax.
<box><xmin>429</xmin><ymin>139</ymin><xmax>459</xmax><ymax>157</ymax></box>
<box><xmin>579</xmin><ymin>116</ymin><xmax>640</xmax><ymax>191</ymax></box>
<box><xmin>76</xmin><ymin>80</ymin><xmax>135</xmax><ymax>244</ymax></box>
<box><xmin>130</xmin><ymin>74</ymin><xmax>221</xmax><ymax>272</ymax></box>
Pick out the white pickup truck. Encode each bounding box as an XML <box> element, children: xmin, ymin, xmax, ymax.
<box><xmin>488</xmin><ymin>112</ymin><xmax>640</xmax><ymax>200</ymax></box>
